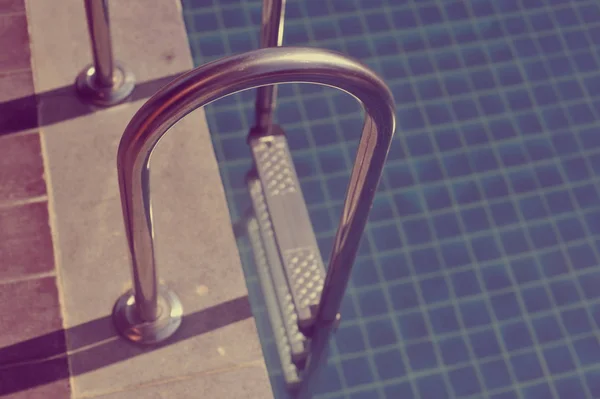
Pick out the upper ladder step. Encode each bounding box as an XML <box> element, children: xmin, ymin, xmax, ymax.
<box><xmin>248</xmin><ymin>126</ymin><xmax>327</xmax><ymax>330</ymax></box>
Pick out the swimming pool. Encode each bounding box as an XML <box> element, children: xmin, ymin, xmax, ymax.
<box><xmin>182</xmin><ymin>0</ymin><xmax>600</xmax><ymax>397</ymax></box>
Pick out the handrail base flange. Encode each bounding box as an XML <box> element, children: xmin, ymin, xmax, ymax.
<box><xmin>76</xmin><ymin>62</ymin><xmax>135</xmax><ymax>107</ymax></box>
<box><xmin>112</xmin><ymin>285</ymin><xmax>182</xmax><ymax>345</ymax></box>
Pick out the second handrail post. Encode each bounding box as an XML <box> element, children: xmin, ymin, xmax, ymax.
<box><xmin>76</xmin><ymin>0</ymin><xmax>135</xmax><ymax>106</ymax></box>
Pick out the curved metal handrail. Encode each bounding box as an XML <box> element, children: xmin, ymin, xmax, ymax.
<box><xmin>112</xmin><ymin>47</ymin><xmax>396</xmax><ymax>347</ymax></box>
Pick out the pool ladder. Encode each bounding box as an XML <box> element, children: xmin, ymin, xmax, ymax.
<box><xmin>103</xmin><ymin>1</ymin><xmax>395</xmax><ymax>397</ymax></box>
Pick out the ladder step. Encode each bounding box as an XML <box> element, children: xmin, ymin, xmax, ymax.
<box><xmin>246</xmin><ymin>217</ymin><xmax>302</xmax><ymax>390</ymax></box>
<box><xmin>247</xmin><ymin>174</ymin><xmax>310</xmax><ymax>367</ymax></box>
<box><xmin>249</xmin><ymin>128</ymin><xmax>327</xmax><ymax>330</ymax></box>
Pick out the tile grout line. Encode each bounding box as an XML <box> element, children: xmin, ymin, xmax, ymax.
<box><xmin>23</xmin><ymin>0</ymin><xmax>76</xmax><ymax>397</ymax></box>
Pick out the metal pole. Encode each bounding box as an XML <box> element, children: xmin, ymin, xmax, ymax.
<box><xmin>84</xmin><ymin>0</ymin><xmax>114</xmax><ymax>88</ymax></box>
<box><xmin>254</xmin><ymin>0</ymin><xmax>285</xmax><ymax>131</ymax></box>
<box><xmin>76</xmin><ymin>0</ymin><xmax>135</xmax><ymax>106</ymax></box>
<box><xmin>112</xmin><ymin>47</ymin><xmax>395</xmax><ymax>345</ymax></box>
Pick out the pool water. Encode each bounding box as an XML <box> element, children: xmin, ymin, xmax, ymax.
<box><xmin>181</xmin><ymin>0</ymin><xmax>600</xmax><ymax>398</ymax></box>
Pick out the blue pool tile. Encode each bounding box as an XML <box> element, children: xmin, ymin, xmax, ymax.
<box><xmin>491</xmin><ymin>292</ymin><xmax>522</xmax><ymax>321</ymax></box>
<box><xmin>543</xmin><ymin>345</ymin><xmax>576</xmax><ymax>375</ymax></box>
<box><xmin>552</xmin><ymin>131</ymin><xmax>579</xmax><ymax>155</ymax></box>
<box><xmin>503</xmin><ymin>15</ymin><xmax>527</xmax><ymax>35</ymax></box>
<box><xmin>557</xmin><ymin>217</ymin><xmax>586</xmax><ymax>242</ymax></box>
<box><xmin>500</xmin><ymin>228</ymin><xmax>531</xmax><ymax>256</ymax></box>
<box><xmin>408</xmin><ymin>55</ymin><xmax>435</xmax><ymax>76</ymax></box>
<box><xmin>435</xmin><ymin>51</ymin><xmax>461</xmax><ymax>71</ymax></box>
<box><xmin>398</xmin><ymin>106</ymin><xmax>426</xmax><ymax>131</ymax></box>
<box><xmin>443</xmin><ymin>74</ymin><xmax>470</xmax><ymax>96</ymax></box>
<box><xmin>403</xmin><ymin>218</ymin><xmax>432</xmax><ymax>245</ymax></box>
<box><xmin>416</xmin><ymin>78</ymin><xmax>444</xmax><ymax>101</ymax></box>
<box><xmin>516</xmin><ymin>112</ymin><xmax>543</xmax><ymax>135</ymax></box>
<box><xmin>389</xmin><ymin>282</ymin><xmax>420</xmax><ymax>311</ymax></box>
<box><xmin>518</xmin><ymin>195</ymin><xmax>547</xmax><ymax>220</ymax></box>
<box><xmin>585</xmin><ymin>369</ymin><xmax>600</xmax><ymax>397</ymax></box>
<box><xmin>429</xmin><ymin>305</ymin><xmax>460</xmax><ymax>334</ymax></box>
<box><xmin>461</xmin><ymin>207</ymin><xmax>490</xmax><ymax>233</ymax></box>
<box><xmin>416</xmin><ymin>374</ymin><xmax>447</xmax><ymax>399</ymax></box>
<box><xmin>451</xmin><ymin>269</ymin><xmax>481</xmax><ymax>297</ymax></box>
<box><xmin>529</xmin><ymin>223</ymin><xmax>559</xmax><ymax>249</ymax></box>
<box><xmin>545</xmin><ymin>190</ymin><xmax>574</xmax><ymax>215</ymax></box>
<box><xmin>411</xmin><ymin>247</ymin><xmax>442</xmax><ymax>275</ymax></box>
<box><xmin>442</xmin><ymin>153</ymin><xmax>472</xmax><ymax>177</ymax></box>
<box><xmin>366</xmin><ymin>319</ymin><xmax>397</xmax><ymax>349</ymax></box>
<box><xmin>336</xmin><ymin>325</ymin><xmax>366</xmax><ymax>355</ymax></box>
<box><xmin>481</xmin><ymin>359</ymin><xmax>512</xmax><ymax>390</ymax></box>
<box><xmin>423</xmin><ymin>184</ymin><xmax>453</xmax><ymax>211</ymax></box>
<box><xmin>369</xmin><ymin>196</ymin><xmax>395</xmax><ymax>224</ymax></box>
<box><xmin>469</xmin><ymin>148</ymin><xmax>499</xmax><ymax>172</ymax></box>
<box><xmin>573</xmin><ymin>336</ymin><xmax>600</xmax><ymax>366</ymax></box>
<box><xmin>470</xmin><ymin>69</ymin><xmax>496</xmax><ymax>89</ymax></box>
<box><xmin>398</xmin><ymin>311</ymin><xmax>430</xmax><ymax>340</ymax></box>
<box><xmin>439</xmin><ymin>336</ymin><xmax>470</xmax><ymax>365</ymax></box>
<box><xmin>452</xmin><ymin>98</ymin><xmax>479</xmax><ymax>121</ymax></box>
<box><xmin>471</xmin><ymin>234</ymin><xmax>502</xmax><ymax>262</ymax></box>
<box><xmin>383</xmin><ymin>382</ymin><xmax>414</xmax><ymax>399</ymax></box>
<box><xmin>523</xmin><ymin>383</ymin><xmax>553</xmax><ymax>399</ymax></box>
<box><xmin>452</xmin><ymin>180</ymin><xmax>481</xmax><ymax>204</ymax></box>
<box><xmin>424</xmin><ymin>103</ymin><xmax>453</xmax><ymax>125</ymax></box>
<box><xmin>341</xmin><ymin>357</ymin><xmax>374</xmax><ymax>388</ymax></box>
<box><xmin>407</xmin><ymin>341</ymin><xmax>438</xmax><ymax>371</ymax></box>
<box><xmin>534</xmin><ymin>164</ymin><xmax>563</xmax><ymax>188</ymax></box>
<box><xmin>524</xmin><ymin>137</ymin><xmax>554</xmax><ymax>161</ymax></box>
<box><xmin>490</xmin><ymin>201</ymin><xmax>519</xmax><ymax>227</ymax></box>
<box><xmin>371</xmin><ymin>223</ymin><xmax>402</xmax><ymax>252</ymax></box>
<box><xmin>418</xmin><ymin>4</ymin><xmax>443</xmax><ymax>24</ymax></box>
<box><xmin>432</xmin><ymin>212</ymin><xmax>462</xmax><ymax>240</ymax></box>
<box><xmin>561</xmin><ymin>307</ymin><xmax>593</xmax><ymax>335</ymax></box>
<box><xmin>449</xmin><ymin>366</ymin><xmax>482</xmax><ymax>397</ymax></box>
<box><xmin>358</xmin><ymin>288</ymin><xmax>389</xmax><ymax>317</ymax></box>
<box><xmin>501</xmin><ymin>321</ymin><xmax>533</xmax><ymax>351</ymax></box>
<box><xmin>313</xmin><ymin>363</ymin><xmax>343</xmax><ymax>394</ymax></box>
<box><xmin>406</xmin><ymin>134</ymin><xmax>434</xmax><ymax>157</ymax></box>
<box><xmin>469</xmin><ymin>328</ymin><xmax>502</xmax><ymax>358</ymax></box>
<box><xmin>521</xmin><ymin>285</ymin><xmax>552</xmax><ymax>313</ymax></box>
<box><xmin>460</xmin><ymin>299</ymin><xmax>492</xmax><ymax>328</ymax></box>
<box><xmin>374</xmin><ymin>348</ymin><xmax>406</xmax><ymax>380</ymax></box>
<box><xmin>510</xmin><ymin>351</ymin><xmax>544</xmax><ymax>382</ymax></box>
<box><xmin>378</xmin><ymin>252</ymin><xmax>410</xmax><ymax>281</ymax></box>
<box><xmin>498</xmin><ymin>142</ymin><xmax>528</xmax><ymax>167</ymax></box>
<box><xmin>555</xmin><ymin>376</ymin><xmax>588</xmax><ymax>399</ymax></box>
<box><xmin>575</xmin><ymin>184</ymin><xmax>600</xmax><ymax>209</ymax></box>
<box><xmin>550</xmin><ymin>279</ymin><xmax>581</xmax><ymax>306</ymax></box>
<box><xmin>391</xmin><ymin>8</ymin><xmax>417</xmax><ymax>29</ymax></box>
<box><xmin>445</xmin><ymin>1</ymin><xmax>469</xmax><ymax>20</ymax></box>
<box><xmin>415</xmin><ymin>158</ymin><xmax>444</xmax><ymax>183</ymax></box>
<box><xmin>351</xmin><ymin>258</ymin><xmax>380</xmax><ymax>288</ymax></box>
<box><xmin>440</xmin><ymin>240</ymin><xmax>471</xmax><ymax>268</ymax></box>
<box><xmin>566</xmin><ymin>242</ymin><xmax>597</xmax><ymax>270</ymax></box>
<box><xmin>462</xmin><ymin>122</ymin><xmax>488</xmax><ymax>145</ymax></box>
<box><xmin>538</xmin><ymin>249</ymin><xmax>569</xmax><ymax>277</ymax></box>
<box><xmin>533</xmin><ymin>84</ymin><xmax>559</xmax><ymax>106</ymax></box>
<box><xmin>573</xmin><ymin>52</ymin><xmax>598</xmax><ymax>73</ymax></box>
<box><xmin>481</xmin><ymin>174</ymin><xmax>510</xmax><ymax>199</ymax></box>
<box><xmin>435</xmin><ymin>127</ymin><xmax>462</xmax><ymax>151</ymax></box>
<box><xmin>387</xmin><ymin>164</ymin><xmax>415</xmax><ymax>189</ymax></box>
<box><xmin>454</xmin><ymin>24</ymin><xmax>478</xmax><ymax>44</ymax></box>
<box><xmin>479</xmin><ymin>93</ymin><xmax>506</xmax><ymax>116</ymax></box>
<box><xmin>532</xmin><ymin>315</ymin><xmax>564</xmax><ymax>344</ymax></box>
<box><xmin>579</xmin><ymin>270</ymin><xmax>600</xmax><ymax>300</ymax></box>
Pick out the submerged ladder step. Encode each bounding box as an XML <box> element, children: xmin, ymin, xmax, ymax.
<box><xmin>247</xmin><ymin>174</ymin><xmax>310</xmax><ymax>367</ymax></box>
<box><xmin>246</xmin><ymin>217</ymin><xmax>302</xmax><ymax>390</ymax></box>
<box><xmin>248</xmin><ymin>126</ymin><xmax>327</xmax><ymax>330</ymax></box>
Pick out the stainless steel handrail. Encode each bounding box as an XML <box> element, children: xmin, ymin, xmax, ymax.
<box><xmin>76</xmin><ymin>0</ymin><xmax>135</xmax><ymax>106</ymax></box>
<box><xmin>112</xmin><ymin>47</ymin><xmax>395</xmax><ymax>350</ymax></box>
<box><xmin>254</xmin><ymin>0</ymin><xmax>286</xmax><ymax>131</ymax></box>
